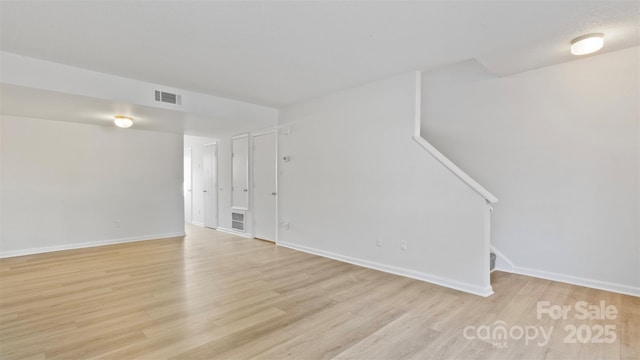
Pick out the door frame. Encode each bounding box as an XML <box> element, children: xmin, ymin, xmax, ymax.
<box><xmin>203</xmin><ymin>142</ymin><xmax>218</xmax><ymax>229</ymax></box>
<box><xmin>231</xmin><ymin>133</ymin><xmax>250</xmax><ymax>211</ymax></box>
<box><xmin>184</xmin><ymin>146</ymin><xmax>193</xmax><ymax>225</ymax></box>
<box><xmin>251</xmin><ymin>128</ymin><xmax>278</xmax><ymax>242</ymax></box>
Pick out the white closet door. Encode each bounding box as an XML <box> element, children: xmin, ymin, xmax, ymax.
<box><xmin>203</xmin><ymin>144</ymin><xmax>218</xmax><ymax>229</ymax></box>
<box><xmin>232</xmin><ymin>135</ymin><xmax>249</xmax><ymax>209</ymax></box>
<box><xmin>252</xmin><ymin>132</ymin><xmax>277</xmax><ymax>241</ymax></box>
<box><xmin>184</xmin><ymin>147</ymin><xmax>192</xmax><ymax>224</ymax></box>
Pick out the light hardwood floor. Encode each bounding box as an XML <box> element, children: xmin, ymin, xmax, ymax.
<box><xmin>1</xmin><ymin>225</ymin><xmax>638</xmax><ymax>359</ymax></box>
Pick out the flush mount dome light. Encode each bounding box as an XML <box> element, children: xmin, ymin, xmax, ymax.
<box><xmin>571</xmin><ymin>33</ymin><xmax>604</xmax><ymax>56</ymax></box>
<box><xmin>114</xmin><ymin>115</ymin><xmax>134</xmax><ymax>128</ymax></box>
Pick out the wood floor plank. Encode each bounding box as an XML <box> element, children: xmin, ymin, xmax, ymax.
<box><xmin>0</xmin><ymin>224</ymin><xmax>637</xmax><ymax>359</ymax></box>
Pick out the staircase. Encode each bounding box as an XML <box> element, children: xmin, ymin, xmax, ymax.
<box><xmin>490</xmin><ymin>252</ymin><xmax>496</xmax><ymax>272</ymax></box>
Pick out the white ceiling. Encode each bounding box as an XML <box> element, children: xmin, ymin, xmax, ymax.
<box><xmin>0</xmin><ymin>84</ymin><xmax>264</xmax><ymax>137</ymax></box>
<box><xmin>1</xmin><ymin>1</ymin><xmax>638</xmax><ymax>107</ymax></box>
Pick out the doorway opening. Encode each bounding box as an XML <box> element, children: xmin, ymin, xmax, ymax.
<box><xmin>184</xmin><ymin>136</ymin><xmax>218</xmax><ymax>230</ymax></box>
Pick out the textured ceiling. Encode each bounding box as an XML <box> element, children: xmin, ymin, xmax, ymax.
<box><xmin>1</xmin><ymin>1</ymin><xmax>638</xmax><ymax>107</ymax></box>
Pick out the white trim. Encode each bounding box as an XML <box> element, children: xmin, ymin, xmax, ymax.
<box><xmin>414</xmin><ymin>71</ymin><xmax>422</xmax><ymax>137</ymax></box>
<box><xmin>490</xmin><ymin>245</ymin><xmax>514</xmax><ymax>272</ymax></box>
<box><xmin>191</xmin><ymin>221</ymin><xmax>204</xmax><ymax>227</ymax></box>
<box><xmin>251</xmin><ymin>129</ymin><xmax>278</xmax><ymax>242</ymax></box>
<box><xmin>231</xmin><ymin>133</ymin><xmax>250</xmax><ymax>140</ymax></box>
<box><xmin>231</xmin><ymin>133</ymin><xmax>250</xmax><ymax>211</ymax></box>
<box><xmin>278</xmin><ymin>241</ymin><xmax>494</xmax><ymax>297</ymax></box>
<box><xmin>216</xmin><ymin>226</ymin><xmax>253</xmax><ymax>239</ymax></box>
<box><xmin>275</xmin><ymin>129</ymin><xmax>280</xmax><ymax>244</ymax></box>
<box><xmin>507</xmin><ymin>266</ymin><xmax>640</xmax><ymax>298</ymax></box>
<box><xmin>413</xmin><ymin>136</ymin><xmax>498</xmax><ymax>203</ymax></box>
<box><xmin>184</xmin><ymin>146</ymin><xmax>193</xmax><ymax>224</ymax></box>
<box><xmin>251</xmin><ymin>128</ymin><xmax>277</xmax><ymax>137</ymax></box>
<box><xmin>0</xmin><ymin>232</ymin><xmax>186</xmax><ymax>259</ymax></box>
<box><xmin>482</xmin><ymin>201</ymin><xmax>492</xmax><ymax>284</ymax></box>
<box><xmin>202</xmin><ymin>143</ymin><xmax>219</xmax><ymax>229</ymax></box>
<box><xmin>412</xmin><ymin>71</ymin><xmax>498</xmax><ymax>204</ymax></box>
<box><xmin>490</xmin><ymin>246</ymin><xmax>638</xmax><ymax>296</ymax></box>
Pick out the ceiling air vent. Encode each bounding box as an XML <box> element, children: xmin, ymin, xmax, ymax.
<box><xmin>154</xmin><ymin>90</ymin><xmax>182</xmax><ymax>105</ymax></box>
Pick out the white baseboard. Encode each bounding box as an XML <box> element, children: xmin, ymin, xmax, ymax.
<box><xmin>277</xmin><ymin>241</ymin><xmax>493</xmax><ymax>297</ymax></box>
<box><xmin>191</xmin><ymin>221</ymin><xmax>204</xmax><ymax>227</ymax></box>
<box><xmin>488</xmin><ymin>246</ymin><xmax>639</xmax><ymax>297</ymax></box>
<box><xmin>508</xmin><ymin>266</ymin><xmax>640</xmax><ymax>298</ymax></box>
<box><xmin>490</xmin><ymin>245</ymin><xmax>514</xmax><ymax>272</ymax></box>
<box><xmin>216</xmin><ymin>227</ymin><xmax>253</xmax><ymax>239</ymax></box>
<box><xmin>0</xmin><ymin>231</ymin><xmax>187</xmax><ymax>259</ymax></box>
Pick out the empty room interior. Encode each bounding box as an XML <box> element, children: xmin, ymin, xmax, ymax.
<box><xmin>0</xmin><ymin>1</ymin><xmax>639</xmax><ymax>359</ymax></box>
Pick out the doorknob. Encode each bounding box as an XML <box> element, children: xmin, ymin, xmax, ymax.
<box><xmin>203</xmin><ymin>190</ymin><xmax>207</xmax><ymax>192</ymax></box>
<box><xmin>271</xmin><ymin>192</ymin><xmax>277</xmax><ymax>196</ymax></box>
<box><xmin>243</xmin><ymin>189</ymin><xmax>248</xmax><ymax>192</ymax></box>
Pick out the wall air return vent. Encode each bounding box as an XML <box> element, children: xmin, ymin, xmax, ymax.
<box><xmin>231</xmin><ymin>211</ymin><xmax>245</xmax><ymax>231</ymax></box>
<box><xmin>154</xmin><ymin>90</ymin><xmax>182</xmax><ymax>105</ymax></box>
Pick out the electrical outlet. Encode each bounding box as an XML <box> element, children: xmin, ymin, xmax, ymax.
<box><xmin>114</xmin><ymin>220</ymin><xmax>121</xmax><ymax>228</ymax></box>
<box><xmin>283</xmin><ymin>222</ymin><xmax>290</xmax><ymax>230</ymax></box>
<box><xmin>401</xmin><ymin>240</ymin><xmax>407</xmax><ymax>251</ymax></box>
<box><xmin>376</xmin><ymin>238</ymin><xmax>382</xmax><ymax>247</ymax></box>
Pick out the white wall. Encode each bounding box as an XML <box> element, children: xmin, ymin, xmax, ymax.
<box><xmin>0</xmin><ymin>115</ymin><xmax>185</xmax><ymax>256</ymax></box>
<box><xmin>184</xmin><ymin>135</ymin><xmax>217</xmax><ymax>226</ymax></box>
<box><xmin>421</xmin><ymin>47</ymin><xmax>640</xmax><ymax>295</ymax></box>
<box><xmin>1</xmin><ymin>51</ymin><xmax>278</xmax><ymax>132</ymax></box>
<box><xmin>279</xmin><ymin>72</ymin><xmax>492</xmax><ymax>296</ymax></box>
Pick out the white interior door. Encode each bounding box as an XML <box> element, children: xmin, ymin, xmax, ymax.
<box><xmin>232</xmin><ymin>135</ymin><xmax>249</xmax><ymax>209</ymax></box>
<box><xmin>184</xmin><ymin>147</ymin><xmax>192</xmax><ymax>224</ymax></box>
<box><xmin>252</xmin><ymin>131</ymin><xmax>277</xmax><ymax>241</ymax></box>
<box><xmin>203</xmin><ymin>144</ymin><xmax>218</xmax><ymax>229</ymax></box>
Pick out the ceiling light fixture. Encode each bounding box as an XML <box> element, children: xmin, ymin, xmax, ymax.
<box><xmin>570</xmin><ymin>33</ymin><xmax>604</xmax><ymax>56</ymax></box>
<box><xmin>114</xmin><ymin>115</ymin><xmax>134</xmax><ymax>128</ymax></box>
